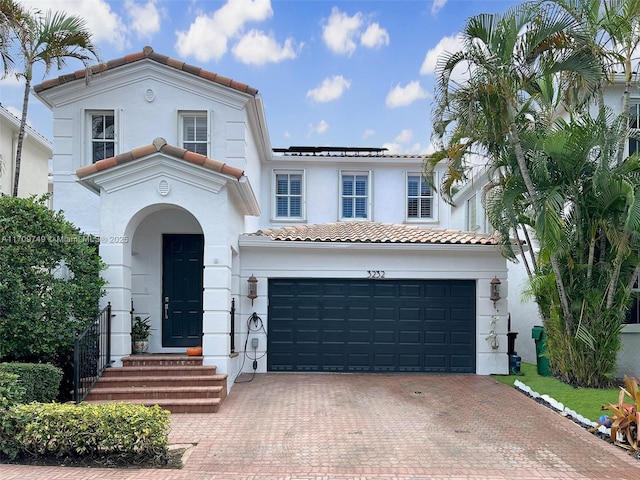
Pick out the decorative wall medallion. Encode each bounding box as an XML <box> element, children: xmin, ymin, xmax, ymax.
<box><xmin>158</xmin><ymin>179</ymin><xmax>170</xmax><ymax>196</ymax></box>
<box><xmin>144</xmin><ymin>88</ymin><xmax>155</xmax><ymax>102</ymax></box>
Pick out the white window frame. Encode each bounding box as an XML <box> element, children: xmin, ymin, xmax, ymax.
<box><xmin>87</xmin><ymin>110</ymin><xmax>118</xmax><ymax>164</ymax></box>
<box><xmin>273</xmin><ymin>169</ymin><xmax>305</xmax><ymax>221</ymax></box>
<box><xmin>340</xmin><ymin>170</ymin><xmax>371</xmax><ymax>221</ymax></box>
<box><xmin>405</xmin><ymin>172</ymin><xmax>437</xmax><ymax>222</ymax></box>
<box><xmin>179</xmin><ymin>110</ymin><xmax>209</xmax><ymax>156</ymax></box>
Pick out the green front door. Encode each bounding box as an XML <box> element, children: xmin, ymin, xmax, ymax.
<box><xmin>162</xmin><ymin>234</ymin><xmax>203</xmax><ymax>347</ymax></box>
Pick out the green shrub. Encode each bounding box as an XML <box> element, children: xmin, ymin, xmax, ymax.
<box><xmin>0</xmin><ymin>363</ymin><xmax>62</xmax><ymax>403</ymax></box>
<box><xmin>0</xmin><ymin>372</ymin><xmax>25</xmax><ymax>459</ymax></box>
<box><xmin>0</xmin><ymin>372</ymin><xmax>25</xmax><ymax>408</ymax></box>
<box><xmin>5</xmin><ymin>402</ymin><xmax>169</xmax><ymax>462</ymax></box>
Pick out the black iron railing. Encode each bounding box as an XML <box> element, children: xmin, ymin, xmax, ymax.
<box><xmin>230</xmin><ymin>298</ymin><xmax>236</xmax><ymax>353</ymax></box>
<box><xmin>73</xmin><ymin>302</ymin><xmax>112</xmax><ymax>403</ymax></box>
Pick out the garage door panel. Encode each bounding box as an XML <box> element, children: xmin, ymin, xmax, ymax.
<box><xmin>373</xmin><ymin>330</ymin><xmax>395</xmax><ymax>343</ymax></box>
<box><xmin>268</xmin><ymin>279</ymin><xmax>475</xmax><ymax>373</ymax></box>
<box><xmin>399</xmin><ymin>330</ymin><xmax>422</xmax><ymax>344</ymax></box>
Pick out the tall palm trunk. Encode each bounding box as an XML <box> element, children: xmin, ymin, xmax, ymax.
<box><xmin>12</xmin><ymin>74</ymin><xmax>30</xmax><ymax>197</ymax></box>
<box><xmin>509</xmin><ymin>121</ymin><xmax>574</xmax><ymax>328</ymax></box>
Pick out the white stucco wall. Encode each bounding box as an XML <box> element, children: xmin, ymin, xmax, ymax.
<box><xmin>261</xmin><ymin>158</ymin><xmax>448</xmax><ymax>228</ymax></box>
<box><xmin>235</xmin><ymin>240</ymin><xmax>510</xmax><ymax>379</ymax></box>
<box><xmin>0</xmin><ymin>107</ymin><xmax>52</xmax><ymax>197</ymax></box>
<box><xmin>40</xmin><ymin>60</ymin><xmax>261</xmax><ymax>236</ymax></box>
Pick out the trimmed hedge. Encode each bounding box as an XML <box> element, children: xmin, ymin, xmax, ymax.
<box><xmin>0</xmin><ymin>372</ymin><xmax>25</xmax><ymax>408</ymax></box>
<box><xmin>0</xmin><ymin>363</ymin><xmax>62</xmax><ymax>403</ymax></box>
<box><xmin>1</xmin><ymin>402</ymin><xmax>170</xmax><ymax>462</ymax></box>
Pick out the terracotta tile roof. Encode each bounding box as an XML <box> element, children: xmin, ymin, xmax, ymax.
<box><xmin>250</xmin><ymin>222</ymin><xmax>498</xmax><ymax>245</ymax></box>
<box><xmin>76</xmin><ymin>137</ymin><xmax>244</xmax><ymax>180</ymax></box>
<box><xmin>33</xmin><ymin>46</ymin><xmax>258</xmax><ymax>96</ymax></box>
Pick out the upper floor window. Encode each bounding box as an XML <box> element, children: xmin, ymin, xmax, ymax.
<box><xmin>91</xmin><ymin>111</ymin><xmax>115</xmax><ymax>163</ymax></box>
<box><xmin>180</xmin><ymin>111</ymin><xmax>208</xmax><ymax>156</ymax></box>
<box><xmin>275</xmin><ymin>171</ymin><xmax>304</xmax><ymax>220</ymax></box>
<box><xmin>626</xmin><ymin>273</ymin><xmax>640</xmax><ymax>324</ymax></box>
<box><xmin>630</xmin><ymin>103</ymin><xmax>640</xmax><ymax>156</ymax></box>
<box><xmin>467</xmin><ymin>194</ymin><xmax>479</xmax><ymax>231</ymax></box>
<box><xmin>341</xmin><ymin>171</ymin><xmax>370</xmax><ymax>220</ymax></box>
<box><xmin>407</xmin><ymin>174</ymin><xmax>434</xmax><ymax>221</ymax></box>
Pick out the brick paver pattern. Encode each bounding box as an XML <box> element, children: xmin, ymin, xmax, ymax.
<box><xmin>1</xmin><ymin>374</ymin><xmax>638</xmax><ymax>479</ymax></box>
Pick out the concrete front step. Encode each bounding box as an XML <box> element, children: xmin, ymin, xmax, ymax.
<box><xmin>122</xmin><ymin>355</ymin><xmax>204</xmax><ymax>367</ymax></box>
<box><xmin>90</xmin><ymin>374</ymin><xmax>228</xmax><ymax>389</ymax></box>
<box><xmin>83</xmin><ymin>356</ymin><xmax>228</xmax><ymax>413</ymax></box>
<box><xmin>102</xmin><ymin>365</ymin><xmax>218</xmax><ymax>377</ymax></box>
<box><xmin>87</xmin><ymin>397</ymin><xmax>223</xmax><ymax>414</ymax></box>
<box><xmin>87</xmin><ymin>385</ymin><xmax>225</xmax><ymax>401</ymax></box>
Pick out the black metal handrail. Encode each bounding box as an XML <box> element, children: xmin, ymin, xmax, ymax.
<box><xmin>73</xmin><ymin>302</ymin><xmax>112</xmax><ymax>403</ymax></box>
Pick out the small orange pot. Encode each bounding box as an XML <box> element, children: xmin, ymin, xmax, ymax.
<box><xmin>186</xmin><ymin>347</ymin><xmax>202</xmax><ymax>356</ymax></box>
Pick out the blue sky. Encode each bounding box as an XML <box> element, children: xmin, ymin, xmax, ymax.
<box><xmin>0</xmin><ymin>0</ymin><xmax>518</xmax><ymax>153</ymax></box>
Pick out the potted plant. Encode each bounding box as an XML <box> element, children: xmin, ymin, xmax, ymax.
<box><xmin>131</xmin><ymin>316</ymin><xmax>152</xmax><ymax>354</ymax></box>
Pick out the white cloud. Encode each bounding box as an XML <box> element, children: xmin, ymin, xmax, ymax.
<box><xmin>307</xmin><ymin>75</ymin><xmax>351</xmax><ymax>103</ymax></box>
<box><xmin>125</xmin><ymin>0</ymin><xmax>161</xmax><ymax>40</ymax></box>
<box><xmin>382</xmin><ymin>142</ymin><xmax>402</xmax><ymax>154</ymax></box>
<box><xmin>363</xmin><ymin>129</ymin><xmax>375</xmax><ymax>139</ymax></box>
<box><xmin>175</xmin><ymin>0</ymin><xmax>273</xmax><ymax>62</ymax></box>
<box><xmin>322</xmin><ymin>7</ymin><xmax>390</xmax><ymax>56</ymax></box>
<box><xmin>420</xmin><ymin>34</ymin><xmax>469</xmax><ymax>85</ymax></box>
<box><xmin>385</xmin><ymin>81</ymin><xmax>430</xmax><ymax>108</ymax></box>
<box><xmin>232</xmin><ymin>30</ymin><xmax>299</xmax><ymax>65</ymax></box>
<box><xmin>361</xmin><ymin>23</ymin><xmax>389</xmax><ymax>49</ymax></box>
<box><xmin>309</xmin><ymin>120</ymin><xmax>329</xmax><ymax>135</ymax></box>
<box><xmin>322</xmin><ymin>7</ymin><xmax>363</xmax><ymax>56</ymax></box>
<box><xmin>0</xmin><ymin>74</ymin><xmax>23</xmax><ymax>88</ymax></box>
<box><xmin>395</xmin><ymin>129</ymin><xmax>413</xmax><ymax>143</ymax></box>
<box><xmin>23</xmin><ymin>0</ymin><xmax>128</xmax><ymax>51</ymax></box>
<box><xmin>431</xmin><ymin>0</ymin><xmax>448</xmax><ymax>15</ymax></box>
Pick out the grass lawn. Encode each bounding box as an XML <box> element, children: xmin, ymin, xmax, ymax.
<box><xmin>494</xmin><ymin>362</ymin><xmax>622</xmax><ymax>422</ymax></box>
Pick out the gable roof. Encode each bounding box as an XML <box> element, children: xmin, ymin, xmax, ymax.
<box><xmin>249</xmin><ymin>222</ymin><xmax>497</xmax><ymax>245</ymax></box>
<box><xmin>76</xmin><ymin>137</ymin><xmax>244</xmax><ymax>180</ymax></box>
<box><xmin>33</xmin><ymin>46</ymin><xmax>258</xmax><ymax>96</ymax></box>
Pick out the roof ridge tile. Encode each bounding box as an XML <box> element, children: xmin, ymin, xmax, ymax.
<box><xmin>75</xmin><ymin>137</ymin><xmax>244</xmax><ymax>181</ymax></box>
<box><xmin>34</xmin><ymin>46</ymin><xmax>258</xmax><ymax>96</ymax></box>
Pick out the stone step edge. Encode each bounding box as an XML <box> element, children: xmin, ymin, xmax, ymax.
<box><xmin>86</xmin><ymin>398</ymin><xmax>221</xmax><ymax>406</ymax></box>
<box><xmin>89</xmin><ymin>385</ymin><xmax>224</xmax><ymax>394</ymax></box>
<box><xmin>98</xmin><ymin>374</ymin><xmax>227</xmax><ymax>381</ymax></box>
<box><xmin>104</xmin><ymin>366</ymin><xmax>218</xmax><ymax>373</ymax></box>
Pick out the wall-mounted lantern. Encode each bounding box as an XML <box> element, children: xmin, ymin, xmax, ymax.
<box><xmin>247</xmin><ymin>274</ymin><xmax>258</xmax><ymax>305</ymax></box>
<box><xmin>490</xmin><ymin>277</ymin><xmax>501</xmax><ymax>304</ymax></box>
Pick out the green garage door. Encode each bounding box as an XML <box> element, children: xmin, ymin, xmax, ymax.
<box><xmin>267</xmin><ymin>279</ymin><xmax>476</xmax><ymax>373</ymax></box>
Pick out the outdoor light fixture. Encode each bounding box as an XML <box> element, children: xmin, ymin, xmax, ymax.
<box><xmin>247</xmin><ymin>274</ymin><xmax>258</xmax><ymax>305</ymax></box>
<box><xmin>490</xmin><ymin>277</ymin><xmax>501</xmax><ymax>304</ymax></box>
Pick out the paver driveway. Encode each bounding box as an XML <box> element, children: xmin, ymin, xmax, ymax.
<box><xmin>1</xmin><ymin>373</ymin><xmax>639</xmax><ymax>480</ymax></box>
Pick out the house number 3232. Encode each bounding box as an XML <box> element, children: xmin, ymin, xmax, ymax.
<box><xmin>367</xmin><ymin>270</ymin><xmax>385</xmax><ymax>279</ymax></box>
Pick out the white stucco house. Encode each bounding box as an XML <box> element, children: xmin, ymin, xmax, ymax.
<box><xmin>0</xmin><ymin>104</ymin><xmax>52</xmax><ymax>198</ymax></box>
<box><xmin>33</xmin><ymin>46</ymin><xmax>511</xmax><ymax>394</ymax></box>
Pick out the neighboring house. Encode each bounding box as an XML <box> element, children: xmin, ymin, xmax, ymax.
<box><xmin>0</xmin><ymin>104</ymin><xmax>52</xmax><ymax>198</ymax></box>
<box><xmin>449</xmin><ymin>79</ymin><xmax>640</xmax><ymax>378</ymax></box>
<box><xmin>33</xmin><ymin>46</ymin><xmax>509</xmax><ymax>393</ymax></box>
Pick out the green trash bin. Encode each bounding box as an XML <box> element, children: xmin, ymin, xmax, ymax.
<box><xmin>531</xmin><ymin>325</ymin><xmax>551</xmax><ymax>376</ymax></box>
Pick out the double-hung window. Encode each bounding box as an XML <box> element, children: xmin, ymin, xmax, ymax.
<box><xmin>274</xmin><ymin>171</ymin><xmax>304</xmax><ymax>220</ymax></box>
<box><xmin>341</xmin><ymin>171</ymin><xmax>370</xmax><ymax>220</ymax></box>
<box><xmin>90</xmin><ymin>111</ymin><xmax>115</xmax><ymax>163</ymax></box>
<box><xmin>407</xmin><ymin>173</ymin><xmax>434</xmax><ymax>221</ymax></box>
<box><xmin>180</xmin><ymin>111</ymin><xmax>208</xmax><ymax>156</ymax></box>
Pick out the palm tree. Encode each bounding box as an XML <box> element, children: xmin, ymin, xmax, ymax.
<box><xmin>11</xmin><ymin>8</ymin><xmax>98</xmax><ymax>197</ymax></box>
<box><xmin>0</xmin><ymin>0</ymin><xmax>24</xmax><ymax>77</ymax></box>
<box><xmin>427</xmin><ymin>2</ymin><xmax>603</xmax><ymax>328</ymax></box>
